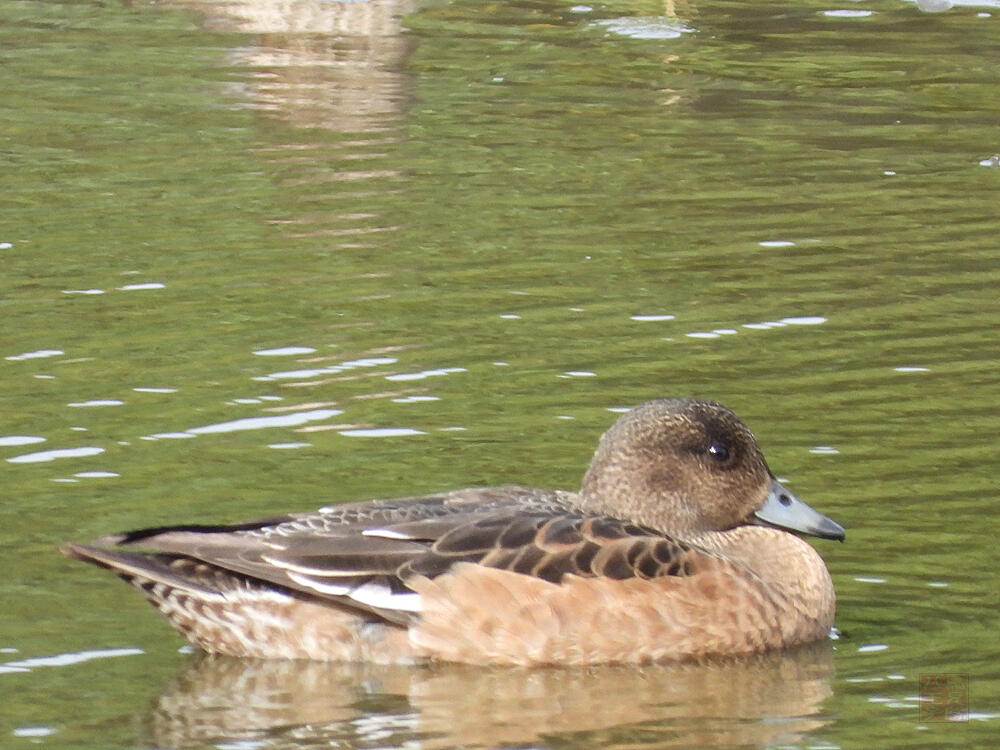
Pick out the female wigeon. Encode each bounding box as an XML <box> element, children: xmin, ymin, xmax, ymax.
<box><xmin>63</xmin><ymin>398</ymin><xmax>844</xmax><ymax>665</ymax></box>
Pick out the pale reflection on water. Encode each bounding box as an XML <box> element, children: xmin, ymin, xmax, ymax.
<box><xmin>143</xmin><ymin>643</ymin><xmax>835</xmax><ymax>749</ymax></box>
<box><xmin>154</xmin><ymin>0</ymin><xmax>417</xmax><ymax>132</ymax></box>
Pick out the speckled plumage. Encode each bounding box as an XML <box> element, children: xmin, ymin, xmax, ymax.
<box><xmin>63</xmin><ymin>398</ymin><xmax>844</xmax><ymax>665</ymax></box>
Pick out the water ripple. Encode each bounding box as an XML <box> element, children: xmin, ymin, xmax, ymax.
<box><xmin>0</xmin><ymin>436</ymin><xmax>46</xmax><ymax>447</ymax></box>
<box><xmin>6</xmin><ymin>446</ymin><xmax>105</xmax><ymax>464</ymax></box>
<box><xmin>339</xmin><ymin>428</ymin><xmax>425</xmax><ymax>438</ymax></box>
<box><xmin>185</xmin><ymin>409</ymin><xmax>343</xmax><ymax>435</ymax></box>
<box><xmin>1</xmin><ymin>648</ymin><xmax>143</xmax><ymax>672</ymax></box>
<box><xmin>5</xmin><ymin>349</ymin><xmax>64</xmax><ymax>361</ymax></box>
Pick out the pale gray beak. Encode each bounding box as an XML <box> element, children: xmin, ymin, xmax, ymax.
<box><xmin>753</xmin><ymin>477</ymin><xmax>845</xmax><ymax>541</ymax></box>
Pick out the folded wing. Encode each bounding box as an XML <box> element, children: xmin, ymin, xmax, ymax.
<box><xmin>64</xmin><ymin>486</ymin><xmax>705</xmax><ymax>626</ymax></box>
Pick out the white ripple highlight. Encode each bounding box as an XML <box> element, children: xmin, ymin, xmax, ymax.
<box><xmin>7</xmin><ymin>446</ymin><xmax>105</xmax><ymax>464</ymax></box>
<box><xmin>823</xmin><ymin>9</ymin><xmax>874</xmax><ymax>17</ymax></box>
<box><xmin>255</xmin><ymin>357</ymin><xmax>398</xmax><ymax>382</ymax></box>
<box><xmin>781</xmin><ymin>316</ymin><xmax>827</xmax><ymax>325</ymax></box>
<box><xmin>809</xmin><ymin>446</ymin><xmax>840</xmax><ymax>455</ymax></box>
<box><xmin>0</xmin><ymin>436</ymin><xmax>46</xmax><ymax>447</ymax></box>
<box><xmin>6</xmin><ymin>349</ymin><xmax>64</xmax><ymax>361</ymax></box>
<box><xmin>2</xmin><ymin>648</ymin><xmax>144</xmax><ymax>671</ymax></box>
<box><xmin>687</xmin><ymin>316</ymin><xmax>827</xmax><ymax>339</ymax></box>
<box><xmin>186</xmin><ymin>409</ymin><xmax>343</xmax><ymax>435</ymax></box>
<box><xmin>118</xmin><ymin>282</ymin><xmax>165</xmax><ymax>291</ymax></box>
<box><xmin>385</xmin><ymin>367</ymin><xmax>466</xmax><ymax>382</ymax></box>
<box><xmin>13</xmin><ymin>727</ymin><xmax>58</xmax><ymax>738</ymax></box>
<box><xmin>253</xmin><ymin>346</ymin><xmax>317</xmax><ymax>356</ymax></box>
<box><xmin>339</xmin><ymin>428</ymin><xmax>425</xmax><ymax>438</ymax></box>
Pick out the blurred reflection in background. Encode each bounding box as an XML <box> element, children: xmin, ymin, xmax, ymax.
<box><xmin>150</xmin><ymin>0</ymin><xmax>418</xmax><ymax>132</ymax></box>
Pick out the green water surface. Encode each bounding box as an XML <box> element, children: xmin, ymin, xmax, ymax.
<box><xmin>2</xmin><ymin>0</ymin><xmax>999</xmax><ymax>747</ymax></box>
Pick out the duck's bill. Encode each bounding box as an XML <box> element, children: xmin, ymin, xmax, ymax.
<box><xmin>753</xmin><ymin>477</ymin><xmax>846</xmax><ymax>541</ymax></box>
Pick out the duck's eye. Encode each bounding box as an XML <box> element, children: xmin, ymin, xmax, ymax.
<box><xmin>706</xmin><ymin>443</ymin><xmax>731</xmax><ymax>463</ymax></box>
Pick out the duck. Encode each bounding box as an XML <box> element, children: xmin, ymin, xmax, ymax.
<box><xmin>62</xmin><ymin>398</ymin><xmax>845</xmax><ymax>666</ymax></box>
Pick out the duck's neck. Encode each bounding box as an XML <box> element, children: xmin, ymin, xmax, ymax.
<box><xmin>690</xmin><ymin>526</ymin><xmax>836</xmax><ymax>625</ymax></box>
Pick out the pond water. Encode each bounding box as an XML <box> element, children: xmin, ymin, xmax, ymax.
<box><xmin>2</xmin><ymin>0</ymin><xmax>999</xmax><ymax>746</ymax></box>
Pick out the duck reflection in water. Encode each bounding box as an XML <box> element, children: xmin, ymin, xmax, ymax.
<box><xmin>143</xmin><ymin>645</ymin><xmax>836</xmax><ymax>749</ymax></box>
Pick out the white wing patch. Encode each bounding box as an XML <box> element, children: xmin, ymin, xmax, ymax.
<box><xmin>349</xmin><ymin>581</ymin><xmax>422</xmax><ymax>612</ymax></box>
<box><xmin>286</xmin><ymin>572</ymin><xmax>351</xmax><ymax>596</ymax></box>
<box><xmin>285</xmin><ymin>573</ymin><xmax>423</xmax><ymax>613</ymax></box>
<box><xmin>361</xmin><ymin>528</ymin><xmax>415</xmax><ymax>540</ymax></box>
<box><xmin>261</xmin><ymin>554</ymin><xmax>361</xmax><ymax>577</ymax></box>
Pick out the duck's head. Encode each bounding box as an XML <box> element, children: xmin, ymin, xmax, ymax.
<box><xmin>579</xmin><ymin>398</ymin><xmax>845</xmax><ymax>541</ymax></box>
